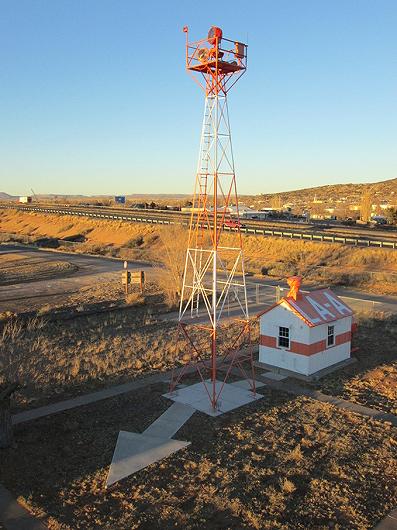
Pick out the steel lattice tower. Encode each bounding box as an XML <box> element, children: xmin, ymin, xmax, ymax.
<box><xmin>169</xmin><ymin>26</ymin><xmax>255</xmax><ymax>410</ymax></box>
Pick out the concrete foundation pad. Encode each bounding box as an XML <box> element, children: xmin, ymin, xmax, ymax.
<box><xmin>106</xmin><ymin>431</ymin><xmax>190</xmax><ymax>487</ymax></box>
<box><xmin>254</xmin><ymin>357</ymin><xmax>357</xmax><ymax>382</ymax></box>
<box><xmin>230</xmin><ymin>379</ymin><xmax>266</xmax><ymax>389</ymax></box>
<box><xmin>163</xmin><ymin>379</ymin><xmax>263</xmax><ymax>417</ymax></box>
<box><xmin>143</xmin><ymin>402</ymin><xmax>195</xmax><ymax>439</ymax></box>
<box><xmin>261</xmin><ymin>372</ymin><xmax>288</xmax><ymax>381</ymax></box>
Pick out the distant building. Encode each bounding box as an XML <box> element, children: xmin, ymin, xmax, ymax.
<box><xmin>19</xmin><ymin>196</ymin><xmax>32</xmax><ymax>204</ymax></box>
<box><xmin>241</xmin><ymin>210</ymin><xmax>271</xmax><ymax>220</ymax></box>
<box><xmin>181</xmin><ymin>207</ymin><xmax>205</xmax><ymax>213</ymax></box>
<box><xmin>227</xmin><ymin>204</ymin><xmax>253</xmax><ymax>215</ymax></box>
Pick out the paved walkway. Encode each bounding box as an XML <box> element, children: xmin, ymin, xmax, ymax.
<box><xmin>13</xmin><ymin>365</ymin><xmax>397</xmax><ymax>428</ymax></box>
<box><xmin>256</xmin><ymin>374</ymin><xmax>397</xmax><ymax>427</ymax></box>
<box><xmin>106</xmin><ymin>401</ymin><xmax>195</xmax><ymax>487</ymax></box>
<box><xmin>143</xmin><ymin>401</ymin><xmax>195</xmax><ymax>439</ymax></box>
<box><xmin>12</xmin><ymin>371</ymin><xmax>172</xmax><ymax>425</ymax></box>
<box><xmin>0</xmin><ymin>484</ymin><xmax>47</xmax><ymax>530</ymax></box>
<box><xmin>374</xmin><ymin>508</ymin><xmax>397</xmax><ymax>529</ymax></box>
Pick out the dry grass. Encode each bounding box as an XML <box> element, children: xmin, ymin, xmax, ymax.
<box><xmin>1</xmin><ymin>309</ymin><xmax>248</xmax><ymax>411</ymax></box>
<box><xmin>0</xmin><ymin>209</ymin><xmax>159</xmax><ymax>247</ymax></box>
<box><xmin>151</xmin><ymin>225</ymin><xmax>188</xmax><ymax>307</ymax></box>
<box><xmin>1</xmin><ymin>308</ymin><xmax>393</xmax><ymax>419</ymax></box>
<box><xmin>317</xmin><ymin>313</ymin><xmax>397</xmax><ymax>414</ymax></box>
<box><xmin>0</xmin><ymin>317</ymin><xmax>46</xmax><ymax>389</ymax></box>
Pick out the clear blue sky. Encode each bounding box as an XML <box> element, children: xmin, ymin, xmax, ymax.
<box><xmin>1</xmin><ymin>0</ymin><xmax>396</xmax><ymax>196</ymax></box>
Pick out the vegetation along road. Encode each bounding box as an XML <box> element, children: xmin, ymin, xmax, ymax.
<box><xmin>1</xmin><ymin>245</ymin><xmax>396</xmax><ymax>316</ymax></box>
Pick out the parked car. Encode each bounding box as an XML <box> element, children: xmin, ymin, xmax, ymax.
<box><xmin>223</xmin><ymin>219</ymin><xmax>245</xmax><ymax>229</ymax></box>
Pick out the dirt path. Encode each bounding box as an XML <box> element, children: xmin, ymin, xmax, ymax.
<box><xmin>0</xmin><ymin>245</ymin><xmax>151</xmax><ymax>312</ymax></box>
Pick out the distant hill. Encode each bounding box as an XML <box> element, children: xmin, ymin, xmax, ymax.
<box><xmin>126</xmin><ymin>194</ymin><xmax>189</xmax><ymax>199</ymax></box>
<box><xmin>242</xmin><ymin>177</ymin><xmax>397</xmax><ymax>210</ymax></box>
<box><xmin>0</xmin><ymin>192</ymin><xmax>17</xmax><ymax>200</ymax></box>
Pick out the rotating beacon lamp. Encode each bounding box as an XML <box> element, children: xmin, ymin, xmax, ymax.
<box><xmin>169</xmin><ymin>26</ymin><xmax>255</xmax><ymax>411</ymax></box>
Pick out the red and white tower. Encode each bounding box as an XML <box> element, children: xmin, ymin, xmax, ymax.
<box><xmin>170</xmin><ymin>26</ymin><xmax>255</xmax><ymax>410</ymax></box>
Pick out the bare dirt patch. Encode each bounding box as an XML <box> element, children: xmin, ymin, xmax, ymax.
<box><xmin>0</xmin><ymin>387</ymin><xmax>395</xmax><ymax>529</ymax></box>
<box><xmin>0</xmin><ymin>252</ymin><xmax>77</xmax><ymax>285</ymax></box>
<box><xmin>315</xmin><ymin>314</ymin><xmax>397</xmax><ymax>415</ymax></box>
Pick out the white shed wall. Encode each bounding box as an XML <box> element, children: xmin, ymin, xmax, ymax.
<box><xmin>260</xmin><ymin>303</ymin><xmax>309</xmax><ymax>343</ymax></box>
<box><xmin>259</xmin><ymin>305</ymin><xmax>352</xmax><ymax>376</ymax></box>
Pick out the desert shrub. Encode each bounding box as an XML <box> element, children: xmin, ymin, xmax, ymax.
<box><xmin>107</xmin><ymin>246</ymin><xmax>119</xmax><ymax>257</ymax></box>
<box><xmin>126</xmin><ymin>235</ymin><xmax>144</xmax><ymax>248</ymax></box>
<box><xmin>331</xmin><ymin>272</ymin><xmax>371</xmax><ymax>286</ymax></box>
<box><xmin>152</xmin><ymin>226</ymin><xmax>188</xmax><ymax>307</ymax></box>
<box><xmin>261</xmin><ymin>263</ymin><xmax>279</xmax><ymax>276</ymax></box>
<box><xmin>37</xmin><ymin>304</ymin><xmax>52</xmax><ymax>315</ymax></box>
<box><xmin>145</xmin><ymin>234</ymin><xmax>159</xmax><ymax>245</ymax></box>
<box><xmin>280</xmin><ymin>478</ymin><xmax>296</xmax><ymax>494</ymax></box>
<box><xmin>0</xmin><ymin>233</ymin><xmax>31</xmax><ymax>244</ymax></box>
<box><xmin>77</xmin><ymin>243</ymin><xmax>119</xmax><ymax>257</ymax></box>
<box><xmin>126</xmin><ymin>292</ymin><xmax>145</xmax><ymax>305</ymax></box>
<box><xmin>0</xmin><ymin>317</ymin><xmax>47</xmax><ymax>388</ymax></box>
<box><xmin>268</xmin><ymin>262</ymin><xmax>297</xmax><ymax>277</ymax></box>
<box><xmin>0</xmin><ymin>233</ymin><xmax>12</xmax><ymax>243</ymax></box>
<box><xmin>286</xmin><ymin>444</ymin><xmax>304</xmax><ymax>462</ymax></box>
<box><xmin>34</xmin><ymin>237</ymin><xmax>59</xmax><ymax>248</ymax></box>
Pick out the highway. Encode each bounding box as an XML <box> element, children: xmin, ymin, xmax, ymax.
<box><xmin>1</xmin><ymin>202</ymin><xmax>397</xmax><ymax>250</ymax></box>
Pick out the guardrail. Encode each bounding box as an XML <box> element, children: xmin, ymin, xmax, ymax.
<box><xmin>1</xmin><ymin>204</ymin><xmax>397</xmax><ymax>250</ymax></box>
<box><xmin>245</xmin><ymin>283</ymin><xmax>397</xmax><ymax>315</ymax></box>
<box><xmin>221</xmin><ymin>282</ymin><xmax>397</xmax><ymax>316</ymax></box>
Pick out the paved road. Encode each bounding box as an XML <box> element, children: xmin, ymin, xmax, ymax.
<box><xmin>0</xmin><ymin>244</ymin><xmax>151</xmax><ymax>312</ymax></box>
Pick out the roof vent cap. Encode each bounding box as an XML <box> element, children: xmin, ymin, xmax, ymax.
<box><xmin>287</xmin><ymin>276</ymin><xmax>302</xmax><ymax>301</ymax></box>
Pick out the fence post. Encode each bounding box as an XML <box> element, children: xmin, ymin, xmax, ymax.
<box><xmin>276</xmin><ymin>285</ymin><xmax>281</xmax><ymax>302</ymax></box>
<box><xmin>256</xmin><ymin>284</ymin><xmax>260</xmax><ymax>304</ymax></box>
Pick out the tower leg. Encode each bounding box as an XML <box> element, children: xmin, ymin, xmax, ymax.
<box><xmin>175</xmin><ymin>92</ymin><xmax>254</xmax><ymax>410</ymax></box>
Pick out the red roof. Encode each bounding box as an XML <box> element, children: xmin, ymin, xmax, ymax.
<box><xmin>258</xmin><ymin>288</ymin><xmax>353</xmax><ymax>327</ymax></box>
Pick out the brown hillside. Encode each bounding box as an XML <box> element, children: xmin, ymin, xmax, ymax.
<box><xmin>242</xmin><ymin>177</ymin><xmax>397</xmax><ymax>211</ymax></box>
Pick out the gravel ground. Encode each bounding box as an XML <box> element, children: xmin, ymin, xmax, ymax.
<box><xmin>1</xmin><ymin>383</ymin><xmax>396</xmax><ymax>529</ymax></box>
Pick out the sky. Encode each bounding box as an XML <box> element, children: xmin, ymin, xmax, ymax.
<box><xmin>0</xmin><ymin>0</ymin><xmax>396</xmax><ymax>196</ymax></box>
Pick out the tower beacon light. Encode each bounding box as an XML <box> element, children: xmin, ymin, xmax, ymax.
<box><xmin>169</xmin><ymin>26</ymin><xmax>255</xmax><ymax>411</ymax></box>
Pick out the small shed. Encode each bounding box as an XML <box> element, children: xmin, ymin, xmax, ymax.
<box><xmin>258</xmin><ymin>277</ymin><xmax>355</xmax><ymax>377</ymax></box>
